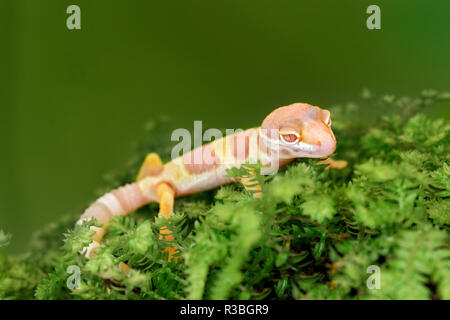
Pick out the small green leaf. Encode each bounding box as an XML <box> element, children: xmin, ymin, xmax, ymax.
<box><xmin>275</xmin><ymin>252</ymin><xmax>289</xmax><ymax>267</ymax></box>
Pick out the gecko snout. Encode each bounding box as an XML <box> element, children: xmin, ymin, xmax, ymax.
<box><xmin>318</xmin><ymin>138</ymin><xmax>336</xmax><ymax>158</ymax></box>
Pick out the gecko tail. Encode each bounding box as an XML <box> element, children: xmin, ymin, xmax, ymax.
<box><xmin>77</xmin><ymin>182</ymin><xmax>156</xmax><ymax>258</ymax></box>
<box><xmin>77</xmin><ymin>182</ymin><xmax>155</xmax><ymax>226</ymax></box>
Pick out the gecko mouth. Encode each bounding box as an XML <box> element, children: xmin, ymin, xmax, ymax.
<box><xmin>280</xmin><ymin>142</ymin><xmax>318</xmax><ymax>158</ymax></box>
<box><xmin>294</xmin><ymin>142</ymin><xmax>319</xmax><ymax>153</ymax></box>
<box><xmin>282</xmin><ymin>141</ymin><xmax>335</xmax><ymax>158</ymax></box>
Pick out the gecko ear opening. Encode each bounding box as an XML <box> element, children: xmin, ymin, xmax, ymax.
<box><xmin>322</xmin><ymin>110</ymin><xmax>332</xmax><ymax>126</ymax></box>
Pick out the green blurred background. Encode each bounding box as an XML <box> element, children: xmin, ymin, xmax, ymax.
<box><xmin>1</xmin><ymin>0</ymin><xmax>449</xmax><ymax>252</ymax></box>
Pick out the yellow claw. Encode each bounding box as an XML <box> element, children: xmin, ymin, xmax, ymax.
<box><xmin>164</xmin><ymin>247</ymin><xmax>180</xmax><ymax>263</ymax></box>
<box><xmin>119</xmin><ymin>262</ymin><xmax>132</xmax><ymax>276</ymax></box>
<box><xmin>317</xmin><ymin>157</ymin><xmax>348</xmax><ymax>170</ymax></box>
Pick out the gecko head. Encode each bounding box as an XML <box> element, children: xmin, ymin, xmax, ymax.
<box><xmin>260</xmin><ymin>103</ymin><xmax>336</xmax><ymax>159</ymax></box>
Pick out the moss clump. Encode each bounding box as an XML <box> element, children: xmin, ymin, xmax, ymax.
<box><xmin>0</xmin><ymin>90</ymin><xmax>449</xmax><ymax>300</ymax></box>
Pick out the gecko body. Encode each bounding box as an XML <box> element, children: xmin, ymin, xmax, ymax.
<box><xmin>77</xmin><ymin>103</ymin><xmax>338</xmax><ymax>259</ymax></box>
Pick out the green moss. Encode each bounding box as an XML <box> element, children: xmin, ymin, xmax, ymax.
<box><xmin>0</xmin><ymin>90</ymin><xmax>449</xmax><ymax>300</ymax></box>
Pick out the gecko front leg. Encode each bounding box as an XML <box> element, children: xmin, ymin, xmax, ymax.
<box><xmin>317</xmin><ymin>157</ymin><xmax>348</xmax><ymax>170</ymax></box>
<box><xmin>241</xmin><ymin>167</ymin><xmax>263</xmax><ymax>198</ymax></box>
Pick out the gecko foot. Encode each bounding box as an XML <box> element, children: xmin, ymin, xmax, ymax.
<box><xmin>241</xmin><ymin>168</ymin><xmax>263</xmax><ymax>198</ymax></box>
<box><xmin>317</xmin><ymin>157</ymin><xmax>348</xmax><ymax>170</ymax></box>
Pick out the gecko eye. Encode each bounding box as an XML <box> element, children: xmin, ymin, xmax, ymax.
<box><xmin>280</xmin><ymin>132</ymin><xmax>301</xmax><ymax>144</ymax></box>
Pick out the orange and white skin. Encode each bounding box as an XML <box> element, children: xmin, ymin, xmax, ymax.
<box><xmin>77</xmin><ymin>103</ymin><xmax>343</xmax><ymax>261</ymax></box>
